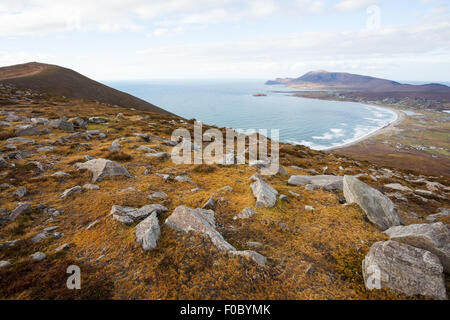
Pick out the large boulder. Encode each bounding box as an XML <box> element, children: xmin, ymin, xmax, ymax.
<box><xmin>165</xmin><ymin>206</ymin><xmax>236</xmax><ymax>252</ymax></box>
<box><xmin>385</xmin><ymin>222</ymin><xmax>450</xmax><ymax>274</ymax></box>
<box><xmin>75</xmin><ymin>158</ymin><xmax>131</xmax><ymax>183</ymax></box>
<box><xmin>288</xmin><ymin>175</ymin><xmax>343</xmax><ymax>191</ymax></box>
<box><xmin>250</xmin><ymin>174</ymin><xmax>278</xmax><ymax>208</ymax></box>
<box><xmin>343</xmin><ymin>175</ymin><xmax>401</xmax><ymax>230</ymax></box>
<box><xmin>362</xmin><ymin>240</ymin><xmax>447</xmax><ymax>300</ymax></box>
<box><xmin>165</xmin><ymin>206</ymin><xmax>266</xmax><ymax>266</ymax></box>
<box><xmin>135</xmin><ymin>212</ymin><xmax>160</xmax><ymax>251</ymax></box>
<box><xmin>110</xmin><ymin>204</ymin><xmax>167</xmax><ymax>225</ymax></box>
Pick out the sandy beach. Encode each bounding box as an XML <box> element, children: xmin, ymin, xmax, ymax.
<box><xmin>326</xmin><ymin>106</ymin><xmax>405</xmax><ymax>151</ymax></box>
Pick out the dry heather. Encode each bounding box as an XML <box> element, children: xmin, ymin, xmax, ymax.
<box><xmin>0</xmin><ymin>87</ymin><xmax>448</xmax><ymax>300</ymax></box>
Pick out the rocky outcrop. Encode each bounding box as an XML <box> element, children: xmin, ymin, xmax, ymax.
<box><xmin>165</xmin><ymin>206</ymin><xmax>266</xmax><ymax>266</ymax></box>
<box><xmin>135</xmin><ymin>212</ymin><xmax>160</xmax><ymax>251</ymax></box>
<box><xmin>110</xmin><ymin>204</ymin><xmax>168</xmax><ymax>225</ymax></box>
<box><xmin>75</xmin><ymin>158</ymin><xmax>131</xmax><ymax>183</ymax></box>
<box><xmin>288</xmin><ymin>175</ymin><xmax>343</xmax><ymax>191</ymax></box>
<box><xmin>343</xmin><ymin>175</ymin><xmax>401</xmax><ymax>230</ymax></box>
<box><xmin>385</xmin><ymin>222</ymin><xmax>450</xmax><ymax>273</ymax></box>
<box><xmin>362</xmin><ymin>240</ymin><xmax>447</xmax><ymax>300</ymax></box>
<box><xmin>250</xmin><ymin>174</ymin><xmax>278</xmax><ymax>208</ymax></box>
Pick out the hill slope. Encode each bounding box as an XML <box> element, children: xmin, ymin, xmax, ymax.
<box><xmin>0</xmin><ymin>62</ymin><xmax>173</xmax><ymax>115</ymax></box>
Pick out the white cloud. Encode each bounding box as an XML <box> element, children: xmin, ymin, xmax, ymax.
<box><xmin>335</xmin><ymin>0</ymin><xmax>378</xmax><ymax>12</ymax></box>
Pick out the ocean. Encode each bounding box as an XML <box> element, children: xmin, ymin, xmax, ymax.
<box><xmin>106</xmin><ymin>79</ymin><xmax>397</xmax><ymax>151</ymax></box>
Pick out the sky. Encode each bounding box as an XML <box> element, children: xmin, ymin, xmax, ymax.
<box><xmin>0</xmin><ymin>0</ymin><xmax>449</xmax><ymax>81</ymax></box>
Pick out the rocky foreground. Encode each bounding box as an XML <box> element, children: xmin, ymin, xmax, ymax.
<box><xmin>0</xmin><ymin>84</ymin><xmax>449</xmax><ymax>299</ymax></box>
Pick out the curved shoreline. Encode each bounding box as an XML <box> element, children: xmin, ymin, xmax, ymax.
<box><xmin>325</xmin><ymin>106</ymin><xmax>405</xmax><ymax>151</ymax></box>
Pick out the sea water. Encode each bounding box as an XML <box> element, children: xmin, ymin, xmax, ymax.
<box><xmin>106</xmin><ymin>79</ymin><xmax>397</xmax><ymax>150</ymax></box>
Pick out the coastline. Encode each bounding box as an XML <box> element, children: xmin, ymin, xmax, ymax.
<box><xmin>325</xmin><ymin>106</ymin><xmax>405</xmax><ymax>151</ymax></box>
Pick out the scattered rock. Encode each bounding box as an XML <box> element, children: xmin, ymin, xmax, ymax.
<box><xmin>0</xmin><ymin>260</ymin><xmax>12</xmax><ymax>268</ymax></box>
<box><xmin>55</xmin><ymin>243</ymin><xmax>70</xmax><ymax>252</ymax></box>
<box><xmin>13</xmin><ymin>187</ymin><xmax>27</xmax><ymax>198</ymax></box>
<box><xmin>135</xmin><ymin>212</ymin><xmax>160</xmax><ymax>251</ymax></box>
<box><xmin>305</xmin><ymin>264</ymin><xmax>315</xmax><ymax>275</ymax></box>
<box><xmin>202</xmin><ymin>197</ymin><xmax>215</xmax><ymax>210</ymax></box>
<box><xmin>83</xmin><ymin>184</ymin><xmax>99</xmax><ymax>190</ymax></box>
<box><xmin>148</xmin><ymin>192</ymin><xmax>167</xmax><ymax>200</ymax></box>
<box><xmin>88</xmin><ymin>117</ymin><xmax>109</xmax><ymax>124</ymax></box>
<box><xmin>165</xmin><ymin>206</ymin><xmax>236</xmax><ymax>252</ymax></box>
<box><xmin>247</xmin><ymin>241</ymin><xmax>263</xmax><ymax>248</ymax></box>
<box><xmin>362</xmin><ymin>240</ymin><xmax>447</xmax><ymax>300</ymax></box>
<box><xmin>288</xmin><ymin>175</ymin><xmax>343</xmax><ymax>191</ymax></box>
<box><xmin>414</xmin><ymin>189</ymin><xmax>435</xmax><ymax>198</ymax></box>
<box><xmin>234</xmin><ymin>208</ymin><xmax>256</xmax><ymax>220</ymax></box>
<box><xmin>220</xmin><ymin>185</ymin><xmax>233</xmax><ymax>192</ymax></box>
<box><xmin>16</xmin><ymin>124</ymin><xmax>47</xmax><ymax>136</ymax></box>
<box><xmin>145</xmin><ymin>152</ymin><xmax>169</xmax><ymax>159</ymax></box>
<box><xmin>61</xmin><ymin>186</ymin><xmax>82</xmax><ymax>198</ymax></box>
<box><xmin>86</xmin><ymin>220</ymin><xmax>99</xmax><ymax>230</ymax></box>
<box><xmin>110</xmin><ymin>204</ymin><xmax>168</xmax><ymax>225</ymax></box>
<box><xmin>279</xmin><ymin>194</ymin><xmax>288</xmax><ymax>201</ymax></box>
<box><xmin>343</xmin><ymin>175</ymin><xmax>402</xmax><ymax>231</ymax></box>
<box><xmin>108</xmin><ymin>139</ymin><xmax>121</xmax><ymax>152</ymax></box>
<box><xmin>75</xmin><ymin>158</ymin><xmax>131</xmax><ymax>183</ymax></box>
<box><xmin>37</xmin><ymin>146</ymin><xmax>54</xmax><ymax>152</ymax></box>
<box><xmin>137</xmin><ymin>146</ymin><xmax>157</xmax><ymax>153</ymax></box>
<box><xmin>9</xmin><ymin>203</ymin><xmax>32</xmax><ymax>221</ymax></box>
<box><xmin>288</xmin><ymin>190</ymin><xmax>302</xmax><ymax>198</ymax></box>
<box><xmin>6</xmin><ymin>137</ymin><xmax>35</xmax><ymax>144</ymax></box>
<box><xmin>174</xmin><ymin>176</ymin><xmax>194</xmax><ymax>184</ymax></box>
<box><xmin>230</xmin><ymin>250</ymin><xmax>267</xmax><ymax>267</ymax></box>
<box><xmin>51</xmin><ymin>171</ymin><xmax>70</xmax><ymax>178</ymax></box>
<box><xmin>250</xmin><ymin>174</ymin><xmax>278</xmax><ymax>208</ymax></box>
<box><xmin>30</xmin><ymin>252</ymin><xmax>46</xmax><ymax>262</ymax></box>
<box><xmin>48</xmin><ymin>118</ymin><xmax>74</xmax><ymax>131</ymax></box>
<box><xmin>385</xmin><ymin>222</ymin><xmax>450</xmax><ymax>274</ymax></box>
<box><xmin>305</xmin><ymin>205</ymin><xmax>315</xmax><ymax>210</ymax></box>
<box><xmin>384</xmin><ymin>183</ymin><xmax>412</xmax><ymax>192</ymax></box>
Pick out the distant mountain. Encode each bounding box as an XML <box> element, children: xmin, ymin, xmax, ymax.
<box><xmin>266</xmin><ymin>70</ymin><xmax>450</xmax><ymax>100</ymax></box>
<box><xmin>0</xmin><ymin>62</ymin><xmax>173</xmax><ymax>115</ymax></box>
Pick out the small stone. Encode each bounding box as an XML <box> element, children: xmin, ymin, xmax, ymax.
<box><xmin>55</xmin><ymin>243</ymin><xmax>70</xmax><ymax>252</ymax></box>
<box><xmin>83</xmin><ymin>184</ymin><xmax>99</xmax><ymax>190</ymax></box>
<box><xmin>234</xmin><ymin>208</ymin><xmax>256</xmax><ymax>220</ymax></box>
<box><xmin>0</xmin><ymin>260</ymin><xmax>12</xmax><ymax>268</ymax></box>
<box><xmin>61</xmin><ymin>186</ymin><xmax>82</xmax><ymax>198</ymax></box>
<box><xmin>30</xmin><ymin>252</ymin><xmax>46</xmax><ymax>261</ymax></box>
<box><xmin>13</xmin><ymin>187</ymin><xmax>27</xmax><ymax>198</ymax></box>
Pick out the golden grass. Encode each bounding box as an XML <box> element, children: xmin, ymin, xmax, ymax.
<box><xmin>0</xmin><ymin>93</ymin><xmax>448</xmax><ymax>300</ymax></box>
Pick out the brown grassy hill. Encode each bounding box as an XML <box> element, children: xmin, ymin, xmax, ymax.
<box><xmin>0</xmin><ymin>62</ymin><xmax>173</xmax><ymax>115</ymax></box>
<box><xmin>0</xmin><ymin>86</ymin><xmax>448</xmax><ymax>300</ymax></box>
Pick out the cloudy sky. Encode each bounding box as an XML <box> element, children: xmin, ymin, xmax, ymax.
<box><xmin>1</xmin><ymin>0</ymin><xmax>449</xmax><ymax>81</ymax></box>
